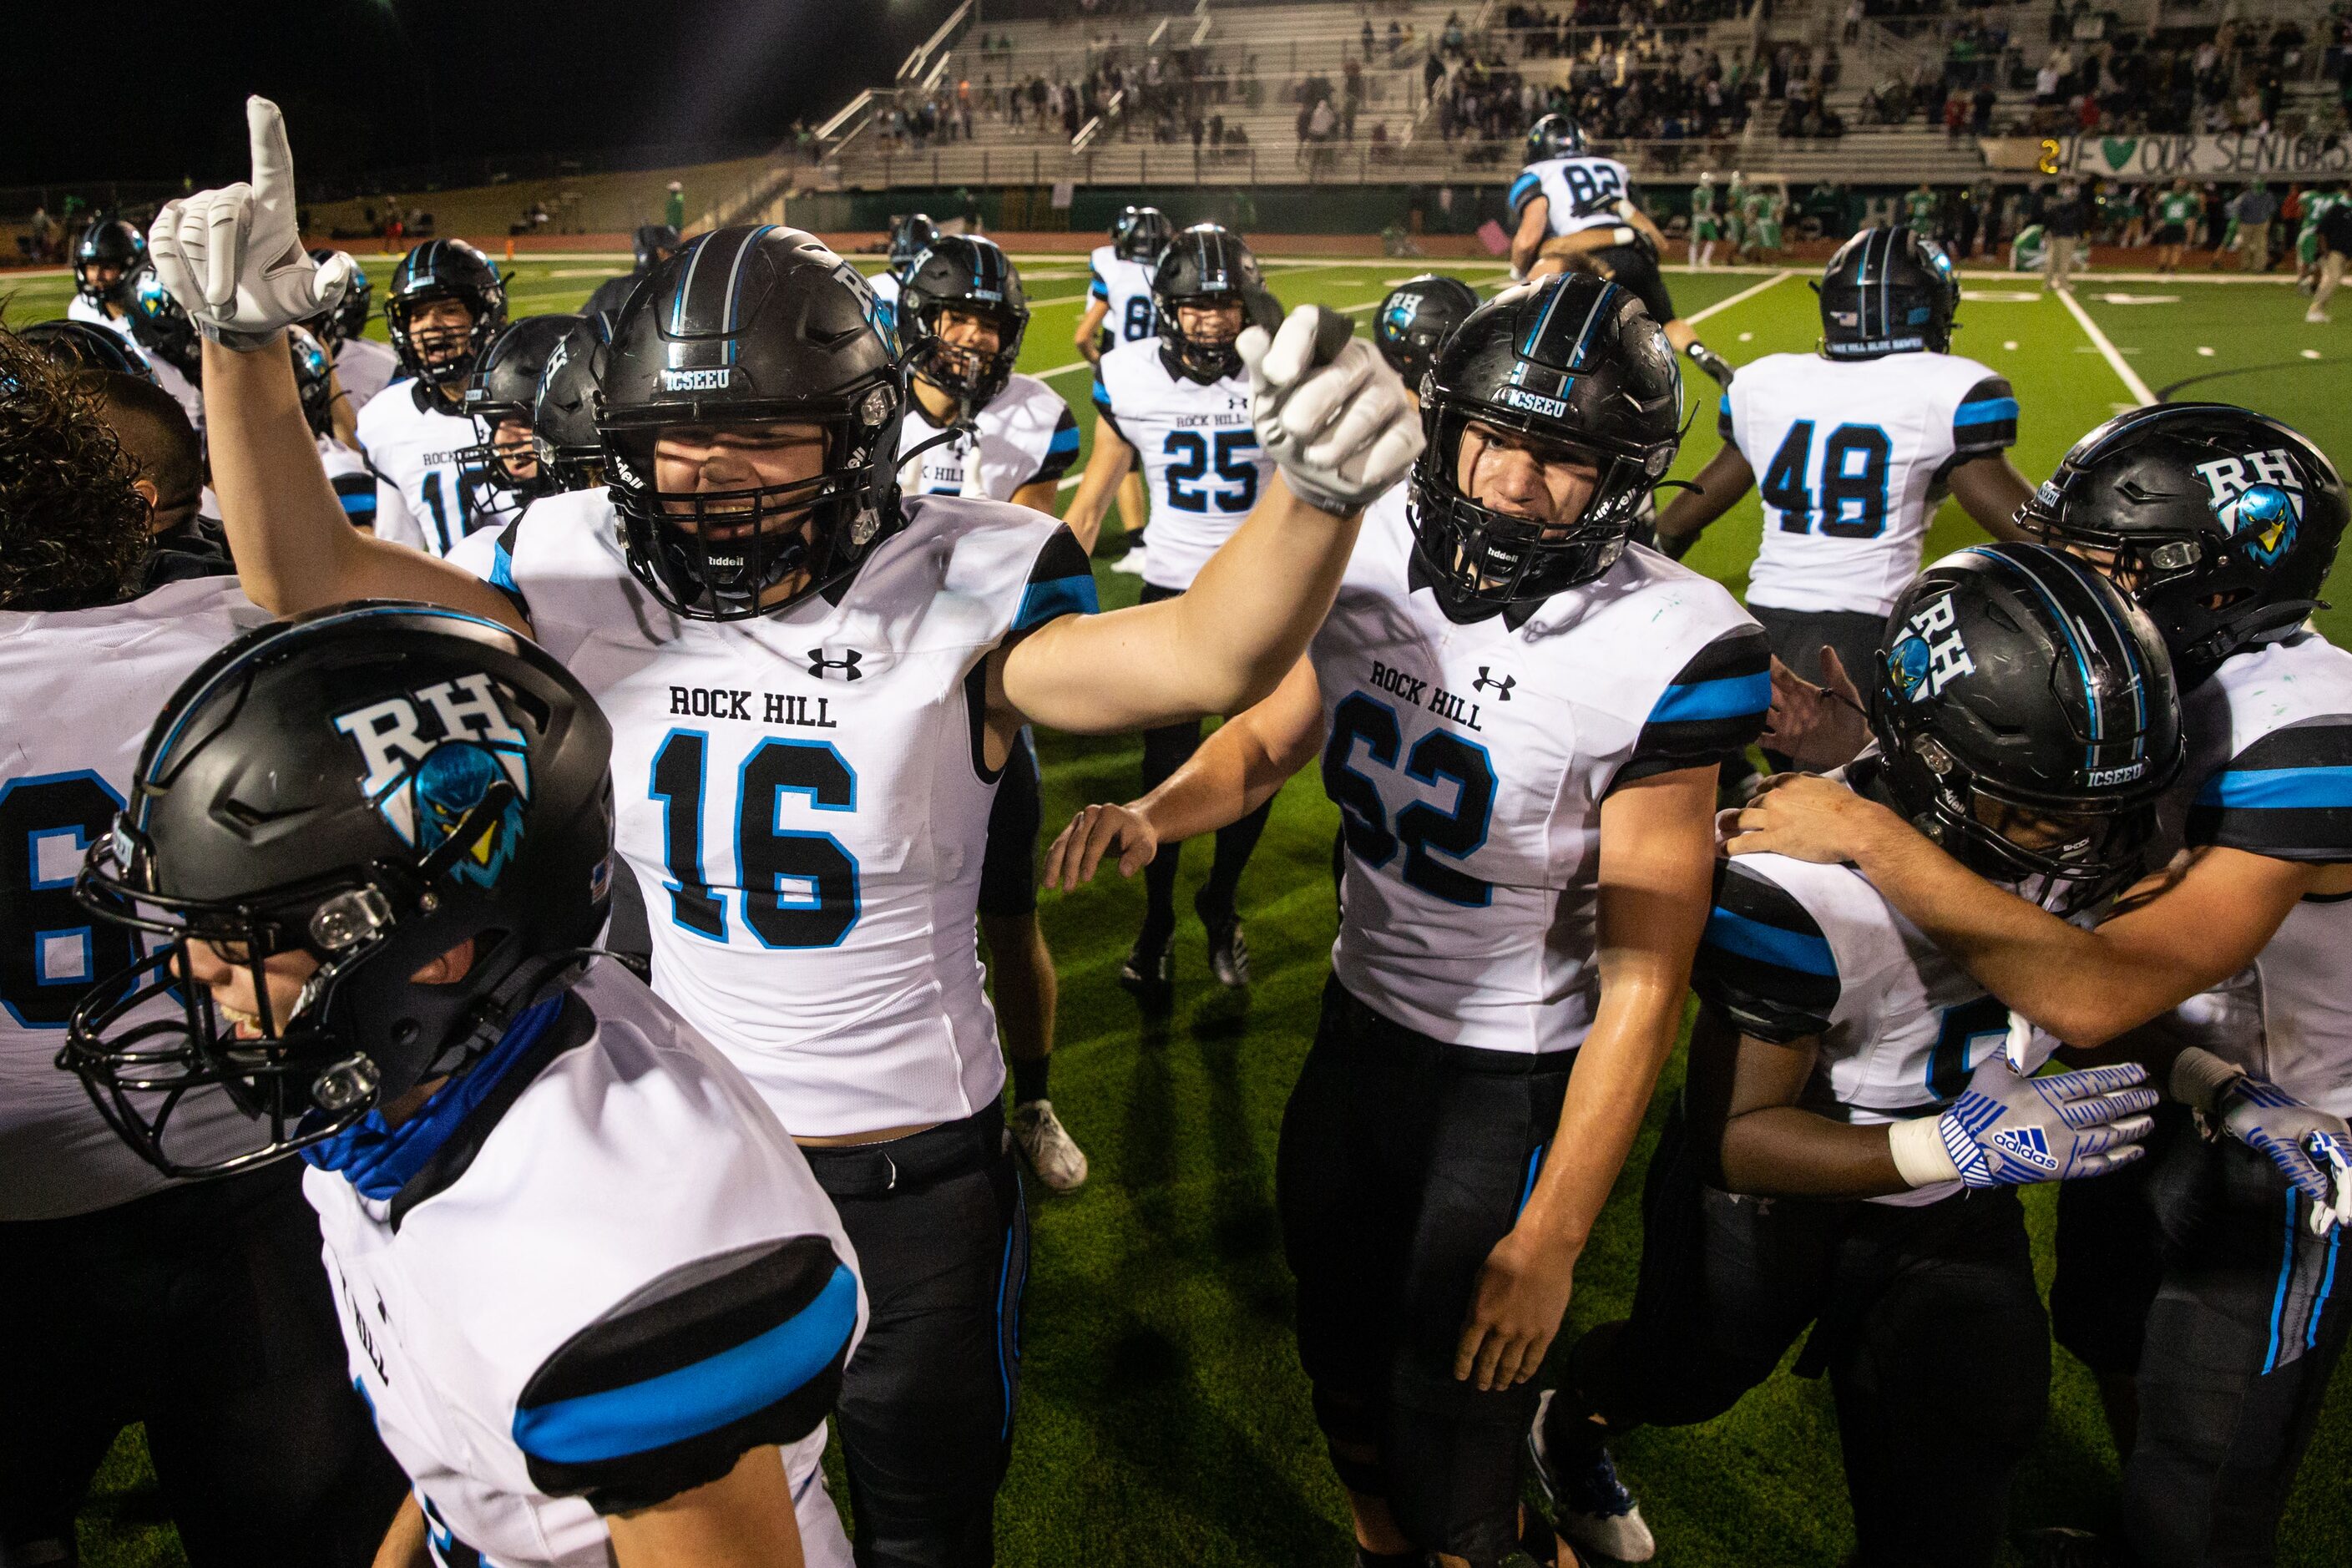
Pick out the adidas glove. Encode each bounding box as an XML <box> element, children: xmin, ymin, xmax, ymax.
<box><xmin>2173</xmin><ymin>1046</ymin><xmax>2352</xmax><ymax>1234</ymax></box>
<box><xmin>1237</xmin><ymin>306</ymin><xmax>1422</xmax><ymax>516</ymax></box>
<box><xmin>148</xmin><ymin>97</ymin><xmax>356</xmax><ymax>352</ymax></box>
<box><xmin>1888</xmin><ymin>1059</ymin><xmax>2157</xmax><ymax>1190</ymax></box>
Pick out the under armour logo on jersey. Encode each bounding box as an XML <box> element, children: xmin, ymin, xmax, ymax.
<box><xmin>806</xmin><ymin>649</ymin><xmax>864</xmax><ymax>681</ymax></box>
<box><xmin>1473</xmin><ymin>667</ymin><xmax>1516</xmax><ymax>700</ymax></box>
<box><xmin>331</xmin><ymin>673</ymin><xmax>532</xmax><ymax>888</ymax></box>
<box><xmin>2195</xmin><ymin>448</ymin><xmax>2304</xmax><ymax>565</ymax></box>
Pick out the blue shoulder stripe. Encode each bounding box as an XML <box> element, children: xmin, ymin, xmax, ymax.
<box><xmin>2194</xmin><ymin>764</ymin><xmax>2352</xmax><ymax>812</ymax></box>
<box><xmin>1090</xmin><ymin>378</ymin><xmax>1113</xmax><ymax>410</ymax></box>
<box><xmin>1650</xmin><ymin>670</ymin><xmax>1771</xmax><ymax>726</ymax></box>
<box><xmin>1014</xmin><ymin>573</ymin><xmax>1099</xmax><ymax>630</ymax></box>
<box><xmin>1510</xmin><ymin>170</ymin><xmax>1540</xmax><ymax>205</ymax></box>
<box><xmin>1048</xmin><ymin>424</ymin><xmax>1081</xmax><ymax>454</ymax></box>
<box><xmin>1953</xmin><ymin>396</ymin><xmax>2021</xmax><ymax>428</ymax></box>
<box><xmin>512</xmin><ymin>1262</ymin><xmax>857</xmax><ymax>1465</ymax></box>
<box><xmin>1701</xmin><ymin>905</ymin><xmax>1838</xmax><ymax>977</ymax></box>
<box><xmin>339</xmin><ymin>489</ymin><xmax>376</xmax><ymax>517</ymax></box>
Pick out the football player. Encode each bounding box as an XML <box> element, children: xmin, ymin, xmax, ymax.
<box><xmin>1062</xmin><ymin>223</ymin><xmax>1282</xmax><ymax>1010</ymax></box>
<box><xmin>1077</xmin><ymin>206</ymin><xmax>1173</xmax><ymax>569</ymax></box>
<box><xmin>1661</xmin><ymin>227</ymin><xmax>2033</xmax><ymax>762</ymax></box>
<box><xmin>66</xmin><ymin>214</ymin><xmax>147</xmax><ymax>331</ymax></box>
<box><xmin>20</xmin><ymin>316</ymin><xmax>160</xmax><ymax>378</ymax></box>
<box><xmin>303</xmin><ymin>248</ymin><xmax>398</xmax><ymax>418</ymax></box>
<box><xmin>867</xmin><ymin>211</ymin><xmax>939</xmax><ymax>346</ymax></box>
<box><xmin>61</xmin><ymin>607</ymin><xmax>867</xmax><ymax>1568</ymax></box>
<box><xmin>458</xmin><ymin>313</ymin><xmax>583</xmax><ymax>503</ymax></box>
<box><xmin>1540</xmin><ymin>544</ymin><xmax>2174</xmax><ymax>1568</ymax></box>
<box><xmin>1046</xmin><ymin>273</ymin><xmax>1770</xmax><ymax>1568</ymax></box>
<box><xmin>289</xmin><ymin>325</ymin><xmax>382</xmax><ymax>534</ymax></box>
<box><xmin>585</xmin><ymin>223</ymin><xmax>684</xmax><ymax>320</ymax></box>
<box><xmin>157</xmin><ymin>96</ymin><xmax>1419</xmax><ymax>1568</ymax></box>
<box><xmin>0</xmin><ymin>326</ymin><xmax>406</xmax><ymax>1568</ymax></box>
<box><xmin>357</xmin><ymin>240</ymin><xmax>515</xmax><ymax>556</ymax></box>
<box><xmin>1729</xmin><ymin>404</ymin><xmax>2352</xmax><ymax>1568</ymax></box>
<box><xmin>1688</xmin><ymin>172</ymin><xmax>1722</xmax><ymax>269</ymax></box>
<box><xmin>894</xmin><ymin>235</ymin><xmax>1089</xmax><ymax>1190</ymax></box>
<box><xmin>124</xmin><ymin>267</ymin><xmax>207</xmax><ymax>426</ymax></box>
<box><xmin>1508</xmin><ymin>114</ymin><xmax>1735</xmax><ymax>387</ymax></box>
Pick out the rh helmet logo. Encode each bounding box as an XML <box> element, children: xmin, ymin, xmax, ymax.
<box><xmin>331</xmin><ymin>673</ymin><xmax>533</xmax><ymax>888</ymax></box>
<box><xmin>1888</xmin><ymin>594</ymin><xmax>1974</xmax><ymax>703</ymax></box>
<box><xmin>2194</xmin><ymin>448</ymin><xmax>2304</xmax><ymax>567</ymax></box>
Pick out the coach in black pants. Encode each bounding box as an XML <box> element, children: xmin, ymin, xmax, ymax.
<box><xmin>0</xmin><ymin>1161</ymin><xmax>407</xmax><ymax>1566</ymax></box>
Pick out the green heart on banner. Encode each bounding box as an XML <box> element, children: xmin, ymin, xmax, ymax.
<box><xmin>2102</xmin><ymin>138</ymin><xmax>2139</xmax><ymax>171</ymax></box>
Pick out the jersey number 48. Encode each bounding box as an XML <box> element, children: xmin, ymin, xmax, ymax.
<box><xmin>1761</xmin><ymin>420</ymin><xmax>1893</xmax><ymax>539</ymax></box>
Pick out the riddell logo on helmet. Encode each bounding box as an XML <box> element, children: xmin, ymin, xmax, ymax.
<box><xmin>661</xmin><ymin>367</ymin><xmax>732</xmax><ymax>392</ymax></box>
<box><xmin>1498</xmin><ymin>386</ymin><xmax>1569</xmax><ymax>418</ymax></box>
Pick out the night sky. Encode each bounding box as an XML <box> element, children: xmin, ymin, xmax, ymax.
<box><xmin>5</xmin><ymin>0</ymin><xmax>961</xmax><ymax>188</ymax></box>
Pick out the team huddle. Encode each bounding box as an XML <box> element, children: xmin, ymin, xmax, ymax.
<box><xmin>2</xmin><ymin>94</ymin><xmax>2347</xmax><ymax>1568</ymax></box>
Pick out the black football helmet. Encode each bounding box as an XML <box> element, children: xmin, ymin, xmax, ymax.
<box><xmin>288</xmin><ymin>326</ymin><xmax>338</xmax><ymax>437</ymax></box>
<box><xmin>597</xmin><ymin>225</ymin><xmax>904</xmax><ymax>620</ymax></box>
<box><xmin>458</xmin><ymin>314</ymin><xmax>580</xmax><ymax>497</ymax></box>
<box><xmin>899</xmin><ymin>235</ymin><xmax>1029</xmax><ymax>410</ymax></box>
<box><xmin>1374</xmin><ymin>273</ymin><xmax>1480</xmax><ymax>389</ymax></box>
<box><xmin>1525</xmin><ymin>113</ymin><xmax>1587</xmax><ymax>161</ymax></box>
<box><xmin>634</xmin><ymin>223</ymin><xmax>684</xmax><ymax>272</ymax></box>
<box><xmin>888</xmin><ymin>213</ymin><xmax>940</xmax><ymax>279</ymax></box>
<box><xmin>384</xmin><ymin>240</ymin><xmax>508</xmax><ymax>392</ymax></box>
<box><xmin>1112</xmin><ymin>205</ymin><xmax>1176</xmax><ymax>263</ymax></box>
<box><xmin>60</xmin><ymin>604</ymin><xmax>616</xmax><ymax>1178</ymax></box>
<box><xmin>126</xmin><ymin>267</ymin><xmax>201</xmax><ymax>382</ymax></box>
<box><xmin>73</xmin><ymin>216</ymin><xmax>147</xmax><ymax>311</ymax></box>
<box><xmin>1870</xmin><ymin>544</ymin><xmax>2182</xmax><ymax>915</ymax></box>
<box><xmin>1151</xmin><ymin>224</ymin><xmax>1262</xmax><ymax>383</ymax></box>
<box><xmin>1816</xmin><ymin>226</ymin><xmax>1958</xmax><ymax>359</ymax></box>
<box><xmin>20</xmin><ymin>318</ymin><xmax>155</xmax><ymax>382</ymax></box>
<box><xmin>533</xmin><ymin>312</ymin><xmax>613</xmax><ymax>493</ymax></box>
<box><xmin>305</xmin><ymin>249</ymin><xmax>374</xmax><ymax>346</ymax></box>
<box><xmin>1408</xmin><ymin>273</ymin><xmax>1682</xmax><ymax>614</ymax></box>
<box><xmin>2016</xmin><ymin>403</ymin><xmax>2349</xmax><ymax>686</ymax></box>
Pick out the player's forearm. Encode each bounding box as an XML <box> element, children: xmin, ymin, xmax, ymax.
<box><xmin>1657</xmin><ymin>447</ymin><xmax>1752</xmax><ymax>542</ymax></box>
<box><xmin>1718</xmin><ymin>1107</ymin><xmax>1910</xmax><ymax>1198</ymax></box>
<box><xmin>202</xmin><ymin>332</ymin><xmax>373</xmax><ymax>613</ymax></box>
<box><xmin>1061</xmin><ymin>438</ymin><xmax>1129</xmax><ymax>554</ymax></box>
<box><xmin>1136</xmin><ymin>680</ymin><xmax>1317</xmax><ymax>843</ymax></box>
<box><xmin>1075</xmin><ymin>301</ymin><xmax>1108</xmax><ymax>353</ymax></box>
<box><xmin>1948</xmin><ymin>453</ymin><xmax>2036</xmax><ymax>541</ymax></box>
<box><xmin>1155</xmin><ymin>475</ymin><xmax>1362</xmax><ymax>716</ymax></box>
<box><xmin>1520</xmin><ymin>978</ymin><xmax>1687</xmax><ymax>1255</ymax></box>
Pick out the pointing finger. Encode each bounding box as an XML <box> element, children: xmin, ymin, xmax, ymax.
<box><xmin>247</xmin><ymin>97</ymin><xmax>296</xmax><ymax>204</ymax></box>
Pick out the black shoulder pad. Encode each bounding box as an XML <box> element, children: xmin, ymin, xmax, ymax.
<box><xmin>2188</xmin><ymin>718</ymin><xmax>2352</xmax><ymax>862</ymax></box>
<box><xmin>1616</xmin><ymin>625</ymin><xmax>1771</xmax><ymax>788</ymax></box>
<box><xmin>1692</xmin><ymin>858</ymin><xmax>1841</xmax><ymax>1043</ymax></box>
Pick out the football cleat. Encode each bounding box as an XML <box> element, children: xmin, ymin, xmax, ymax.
<box><xmin>1009</xmin><ymin>1099</ymin><xmax>1090</xmax><ymax>1192</ymax></box>
<box><xmin>1118</xmin><ymin>934</ymin><xmax>1175</xmax><ymax>1015</ymax></box>
<box><xmin>1196</xmin><ymin>892</ymin><xmax>1252</xmax><ymax>989</ymax></box>
<box><xmin>1529</xmin><ymin>1390</ymin><xmax>1656</xmax><ymax>1563</ymax></box>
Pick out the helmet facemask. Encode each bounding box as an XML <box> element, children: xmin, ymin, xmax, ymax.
<box><xmin>908</xmin><ymin>300</ymin><xmax>1024</xmax><ymax>411</ymax></box>
<box><xmin>460</xmin><ymin>396</ymin><xmax>554</xmax><ymax>498</ymax></box>
<box><xmin>389</xmin><ymin>291</ymin><xmax>497</xmax><ymax>391</ymax></box>
<box><xmin>1157</xmin><ymin>291</ymin><xmax>1246</xmax><ymax>383</ymax></box>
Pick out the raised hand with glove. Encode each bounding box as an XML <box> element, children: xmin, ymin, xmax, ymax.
<box><xmin>2172</xmin><ymin>1045</ymin><xmax>2352</xmax><ymax>1234</ymax></box>
<box><xmin>148</xmin><ymin>97</ymin><xmax>354</xmax><ymax>351</ymax></box>
<box><xmin>1235</xmin><ymin>304</ymin><xmax>1421</xmax><ymax>516</ymax></box>
<box><xmin>1888</xmin><ymin>1059</ymin><xmax>2160</xmax><ymax>1190</ymax></box>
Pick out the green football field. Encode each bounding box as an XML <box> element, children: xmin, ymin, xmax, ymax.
<box><xmin>12</xmin><ymin>254</ymin><xmax>2352</xmax><ymax>1565</ymax></box>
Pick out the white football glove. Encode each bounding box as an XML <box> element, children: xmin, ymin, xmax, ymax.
<box><xmin>1236</xmin><ymin>306</ymin><xmax>1422</xmax><ymax>516</ymax></box>
<box><xmin>148</xmin><ymin>97</ymin><xmax>354</xmax><ymax>351</ymax></box>
<box><xmin>1888</xmin><ymin>1058</ymin><xmax>2157</xmax><ymax>1190</ymax></box>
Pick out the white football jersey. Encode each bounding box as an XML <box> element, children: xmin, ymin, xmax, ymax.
<box><xmin>0</xmin><ymin>577</ymin><xmax>273</xmax><ymax>1220</ymax></box>
<box><xmin>1313</xmin><ymin>485</ymin><xmax>1768</xmax><ymax>1053</ymax></box>
<box><xmin>868</xmin><ymin>270</ymin><xmax>903</xmax><ymax>346</ymax></box>
<box><xmin>1088</xmin><ymin>245</ymin><xmax>1160</xmax><ymax>346</ymax></box>
<box><xmin>357</xmin><ymin>381</ymin><xmax>517</xmax><ymax>557</ymax></box>
<box><xmin>1093</xmin><ymin>335</ymin><xmax>1271</xmax><ymax>591</ymax></box>
<box><xmin>2155</xmin><ymin>632</ymin><xmax>2352</xmax><ymax>1115</ymax></box>
<box><xmin>1697</xmin><ymin>842</ymin><xmax>2016</xmax><ymax>1206</ymax></box>
<box><xmin>334</xmin><ymin>335</ymin><xmax>401</xmax><ymax>412</ymax></box>
<box><xmin>309</xmin><ymin>965</ymin><xmax>863</xmax><ymax>1568</ymax></box>
<box><xmin>480</xmin><ymin>489</ymin><xmax>1099</xmax><ymax>1136</ymax></box>
<box><xmin>898</xmin><ymin>373</ymin><xmax>1080</xmax><ymax>503</ymax></box>
<box><xmin>1727</xmin><ymin>351</ymin><xmax>2020</xmax><ymax>619</ymax></box>
<box><xmin>1510</xmin><ymin>156</ymin><xmax>1636</xmax><ymax>237</ymax></box>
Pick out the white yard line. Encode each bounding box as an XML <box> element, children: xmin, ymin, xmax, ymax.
<box><xmin>2055</xmin><ymin>286</ymin><xmax>2157</xmax><ymax>406</ymax></box>
<box><xmin>1686</xmin><ymin>269</ymin><xmax>1794</xmax><ymax>323</ymax></box>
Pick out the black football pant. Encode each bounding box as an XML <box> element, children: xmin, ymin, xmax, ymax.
<box><xmin>1135</xmin><ymin>581</ymin><xmax>1273</xmax><ymax>943</ymax></box>
<box><xmin>0</xmin><ymin>1162</ymin><xmax>406</xmax><ymax>1568</ymax></box>
<box><xmin>803</xmin><ymin>1103</ymin><xmax>1029</xmax><ymax>1568</ymax></box>
<box><xmin>2110</xmin><ymin>1128</ymin><xmax>2350</xmax><ymax>1568</ymax></box>
<box><xmin>1550</xmin><ymin>1107</ymin><xmax>2050</xmax><ymax>1568</ymax></box>
<box><xmin>1748</xmin><ymin>603</ymin><xmax>1891</xmax><ymax>773</ymax></box>
<box><xmin>1278</xmin><ymin>977</ymin><xmax>1572</xmax><ymax>1566</ymax></box>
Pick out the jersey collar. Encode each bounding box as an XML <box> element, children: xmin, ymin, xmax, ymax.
<box><xmin>1406</xmin><ymin>548</ymin><xmax>1548</xmax><ymax>631</ymax></box>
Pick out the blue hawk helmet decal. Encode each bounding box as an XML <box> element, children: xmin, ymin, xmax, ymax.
<box><xmin>1889</xmin><ymin>634</ymin><xmax>1935</xmax><ymax>702</ymax></box>
<box><xmin>2197</xmin><ymin>448</ymin><xmax>2306</xmax><ymax>569</ymax></box>
<box><xmin>1380</xmin><ymin>295</ymin><xmax>1419</xmax><ymax>347</ymax></box>
<box><xmin>331</xmin><ymin>673</ymin><xmax>534</xmax><ymax>889</ymax></box>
